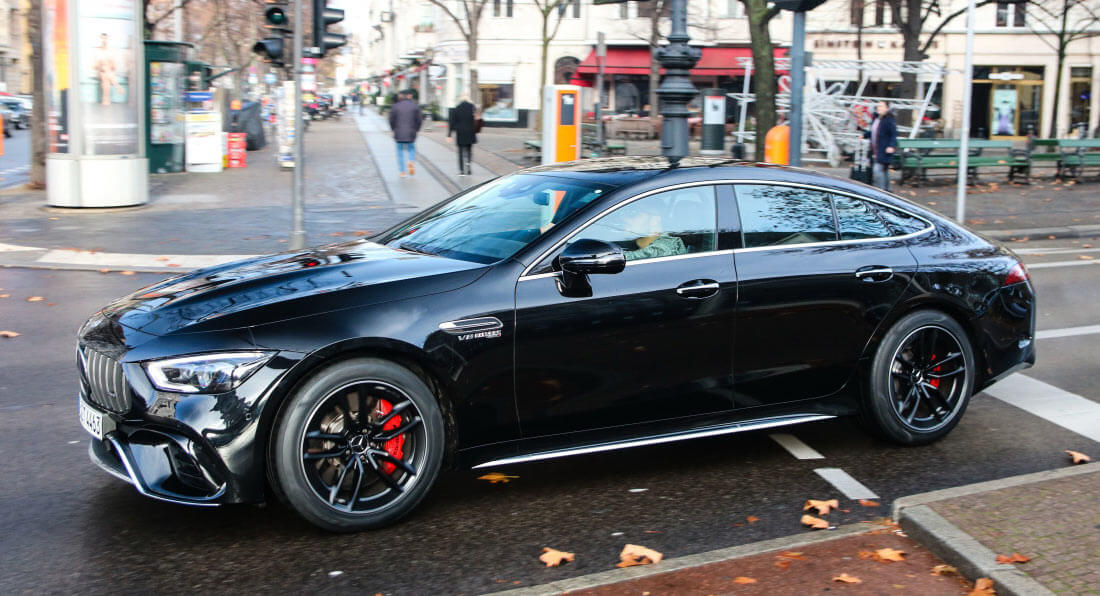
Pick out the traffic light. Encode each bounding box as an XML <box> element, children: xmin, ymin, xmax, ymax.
<box><xmin>312</xmin><ymin>0</ymin><xmax>347</xmax><ymax>57</ymax></box>
<box><xmin>254</xmin><ymin>1</ymin><xmax>291</xmax><ymax>67</ymax></box>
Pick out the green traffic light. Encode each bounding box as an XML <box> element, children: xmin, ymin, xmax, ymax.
<box><xmin>265</xmin><ymin>7</ymin><xmax>288</xmax><ymax>26</ymax></box>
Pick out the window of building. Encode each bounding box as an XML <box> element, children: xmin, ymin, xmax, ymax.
<box><xmin>735</xmin><ymin>185</ymin><xmax>837</xmax><ymax>248</ymax></box>
<box><xmin>492</xmin><ymin>0</ymin><xmax>513</xmax><ymax>17</ymax></box>
<box><xmin>480</xmin><ymin>82</ymin><xmax>517</xmax><ymax>122</ymax></box>
<box><xmin>726</xmin><ymin>0</ymin><xmax>745</xmax><ymax>18</ymax></box>
<box><xmin>850</xmin><ymin>0</ymin><xmax>864</xmax><ymax>26</ymax></box>
<box><xmin>558</xmin><ymin>0</ymin><xmax>580</xmax><ymax>19</ymax></box>
<box><xmin>1070</xmin><ymin>67</ymin><xmax>1092</xmax><ymax>133</ymax></box>
<box><xmin>874</xmin><ymin>0</ymin><xmax>887</xmax><ymax>26</ymax></box>
<box><xmin>638</xmin><ymin>1</ymin><xmax>670</xmax><ymax>19</ymax></box>
<box><xmin>996</xmin><ymin>1</ymin><xmax>1025</xmax><ymax>27</ymax></box>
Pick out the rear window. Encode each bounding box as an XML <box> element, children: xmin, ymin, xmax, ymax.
<box><xmin>834</xmin><ymin>196</ymin><xmax>893</xmax><ymax>240</ymax></box>
<box><xmin>875</xmin><ymin>204</ymin><xmax>929</xmax><ymax>235</ymax></box>
<box><xmin>735</xmin><ymin>185</ymin><xmax>837</xmax><ymax>248</ymax></box>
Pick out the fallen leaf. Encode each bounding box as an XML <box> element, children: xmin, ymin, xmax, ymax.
<box><xmin>801</xmin><ymin>514</ymin><xmax>829</xmax><ymax>530</ymax></box>
<box><xmin>538</xmin><ymin>547</ymin><xmax>574</xmax><ymax>567</ymax></box>
<box><xmin>858</xmin><ymin>550</ymin><xmax>875</xmax><ymax>559</ymax></box>
<box><xmin>833</xmin><ymin>573</ymin><xmax>862</xmax><ymax>583</ymax></box>
<box><xmin>778</xmin><ymin>551</ymin><xmax>807</xmax><ymax>561</ymax></box>
<box><xmin>1048</xmin><ymin>235</ymin><xmax>1057</xmax><ymax>240</ymax></box>
<box><xmin>0</xmin><ymin>330</ymin><xmax>20</xmax><ymax>338</ymax></box>
<box><xmin>155</xmin><ymin>256</ymin><xmax>170</xmax><ymax>262</ymax></box>
<box><xmin>353</xmin><ymin>230</ymin><xmax>372</xmax><ymax>236</ymax></box>
<box><xmin>617</xmin><ymin>544</ymin><xmax>663</xmax><ymax>568</ymax></box>
<box><xmin>858</xmin><ymin>499</ymin><xmax>881</xmax><ymax>507</ymax></box>
<box><xmin>773</xmin><ymin>559</ymin><xmax>792</xmax><ymax>570</ymax></box>
<box><xmin>874</xmin><ymin>548</ymin><xmax>906</xmax><ymax>562</ymax></box>
<box><xmin>1079</xmin><ymin>255</ymin><xmax>1095</xmax><ymax>260</ymax></box>
<box><xmin>968</xmin><ymin>577</ymin><xmax>996</xmax><ymax>596</ymax></box>
<box><xmin>1066</xmin><ymin>450</ymin><xmax>1092</xmax><ymax>464</ymax></box>
<box><xmin>804</xmin><ymin>498</ymin><xmax>840</xmax><ymax>515</ymax></box>
<box><xmin>478</xmin><ymin>472</ymin><xmax>519</xmax><ymax>483</ymax></box>
<box><xmin>47</xmin><ymin>302</ymin><xmax>56</xmax><ymax>307</ymax></box>
<box><xmin>0</xmin><ymin>293</ymin><xmax>9</xmax><ymax>298</ymax></box>
<box><xmin>733</xmin><ymin>576</ymin><xmax>757</xmax><ymax>584</ymax></box>
<box><xmin>931</xmin><ymin>564</ymin><xmax>958</xmax><ymax>576</ymax></box>
<box><xmin>746</xmin><ymin>515</ymin><xmax>760</xmax><ymax>524</ymax></box>
<box><xmin>98</xmin><ymin>269</ymin><xmax>111</xmax><ymax>274</ymax></box>
<box><xmin>329</xmin><ymin>232</ymin><xmax>344</xmax><ymax>237</ymax></box>
<box><xmin>928</xmin><ymin>201</ymin><xmax>938</xmax><ymax>205</ymax></box>
<box><xmin>26</xmin><ymin>296</ymin><xmax>45</xmax><ymax>302</ymax></box>
<box><xmin>119</xmin><ymin>270</ymin><xmax>136</xmax><ymax>275</ymax></box>
<box><xmin>995</xmin><ymin>552</ymin><xmax>1030</xmax><ymax>564</ymax></box>
<box><xmin>1083</xmin><ymin>244</ymin><xmax>1094</xmax><ymax>248</ymax></box>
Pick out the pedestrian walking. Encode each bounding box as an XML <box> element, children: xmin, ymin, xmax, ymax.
<box><xmin>866</xmin><ymin>101</ymin><xmax>898</xmax><ymax>191</ymax></box>
<box><xmin>447</xmin><ymin>95</ymin><xmax>478</xmax><ymax>176</ymax></box>
<box><xmin>388</xmin><ymin>90</ymin><xmax>422</xmax><ymax>178</ymax></box>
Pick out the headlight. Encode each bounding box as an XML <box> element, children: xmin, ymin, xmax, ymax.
<box><xmin>144</xmin><ymin>351</ymin><xmax>275</xmax><ymax>394</ymax></box>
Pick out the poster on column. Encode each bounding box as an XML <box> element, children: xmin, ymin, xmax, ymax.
<box><xmin>78</xmin><ymin>0</ymin><xmax>139</xmax><ymax>155</ymax></box>
<box><xmin>44</xmin><ymin>0</ymin><xmax>70</xmax><ymax>153</ymax></box>
<box><xmin>993</xmin><ymin>89</ymin><xmax>1017</xmax><ymax>136</ymax></box>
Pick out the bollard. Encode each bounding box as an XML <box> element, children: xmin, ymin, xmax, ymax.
<box><xmin>700</xmin><ymin>88</ymin><xmax>726</xmax><ymax>156</ymax></box>
<box><xmin>764</xmin><ymin>125</ymin><xmax>790</xmax><ymax>165</ymax></box>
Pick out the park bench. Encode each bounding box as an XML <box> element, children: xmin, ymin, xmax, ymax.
<box><xmin>1029</xmin><ymin>138</ymin><xmax>1062</xmax><ymax>173</ymax></box>
<box><xmin>524</xmin><ymin>139</ymin><xmax>541</xmax><ymax>161</ymax></box>
<box><xmin>1056</xmin><ymin>138</ymin><xmax>1100</xmax><ymax>179</ymax></box>
<box><xmin>897</xmin><ymin>138</ymin><xmax>1030</xmax><ymax>186</ymax></box>
<box><xmin>581</xmin><ymin>123</ymin><xmax>628</xmax><ymax>156</ymax></box>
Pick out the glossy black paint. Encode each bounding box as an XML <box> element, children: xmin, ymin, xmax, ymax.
<box><xmin>77</xmin><ymin>157</ymin><xmax>1036</xmax><ymax>506</ymax></box>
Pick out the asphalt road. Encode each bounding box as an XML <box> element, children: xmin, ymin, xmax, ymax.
<box><xmin>1</xmin><ymin>236</ymin><xmax>1098</xmax><ymax>595</ymax></box>
<box><xmin>0</xmin><ymin>126</ymin><xmax>30</xmax><ymax>190</ymax></box>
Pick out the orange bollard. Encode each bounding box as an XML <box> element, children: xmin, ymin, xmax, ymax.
<box><xmin>764</xmin><ymin>125</ymin><xmax>790</xmax><ymax>165</ymax></box>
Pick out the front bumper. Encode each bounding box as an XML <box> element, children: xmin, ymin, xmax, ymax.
<box><xmin>89</xmin><ymin>431</ymin><xmax>225</xmax><ymax>506</ymax></box>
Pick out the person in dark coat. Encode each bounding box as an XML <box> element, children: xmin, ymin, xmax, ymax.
<box><xmin>447</xmin><ymin>95</ymin><xmax>478</xmax><ymax>176</ymax></box>
<box><xmin>388</xmin><ymin>90</ymin><xmax>423</xmax><ymax>177</ymax></box>
<box><xmin>866</xmin><ymin>101</ymin><xmax>898</xmax><ymax>191</ymax></box>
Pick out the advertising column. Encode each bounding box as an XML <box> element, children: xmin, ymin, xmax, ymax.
<box><xmin>46</xmin><ymin>0</ymin><xmax>148</xmax><ymax>207</ymax></box>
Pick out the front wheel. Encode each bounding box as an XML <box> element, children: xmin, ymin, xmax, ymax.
<box><xmin>271</xmin><ymin>358</ymin><xmax>445</xmax><ymax>532</ymax></box>
<box><xmin>863</xmin><ymin>310</ymin><xmax>976</xmax><ymax>445</ymax></box>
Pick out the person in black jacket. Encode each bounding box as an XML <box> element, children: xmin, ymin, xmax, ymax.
<box><xmin>389</xmin><ymin>90</ymin><xmax>423</xmax><ymax>177</ymax></box>
<box><xmin>866</xmin><ymin>101</ymin><xmax>898</xmax><ymax>191</ymax></box>
<box><xmin>447</xmin><ymin>96</ymin><xmax>478</xmax><ymax>176</ymax></box>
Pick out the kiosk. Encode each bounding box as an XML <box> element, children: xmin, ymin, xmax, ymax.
<box><xmin>145</xmin><ymin>41</ymin><xmax>191</xmax><ymax>173</ymax></box>
<box><xmin>541</xmin><ymin>85</ymin><xmax>582</xmax><ymax>165</ymax></box>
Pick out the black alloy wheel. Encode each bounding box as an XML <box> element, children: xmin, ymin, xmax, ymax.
<box><xmin>864</xmin><ymin>310</ymin><xmax>975</xmax><ymax>445</ymax></box>
<box><xmin>271</xmin><ymin>358</ymin><xmax>444</xmax><ymax>531</ymax></box>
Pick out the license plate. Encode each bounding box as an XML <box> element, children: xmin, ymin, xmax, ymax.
<box><xmin>79</xmin><ymin>398</ymin><xmax>111</xmax><ymax>440</ymax></box>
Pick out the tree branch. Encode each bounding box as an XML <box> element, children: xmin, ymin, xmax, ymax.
<box><xmin>919</xmin><ymin>0</ymin><xmax>996</xmax><ymax>54</ymax></box>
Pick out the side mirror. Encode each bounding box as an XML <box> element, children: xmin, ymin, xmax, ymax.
<box><xmin>556</xmin><ymin>239</ymin><xmax>626</xmax><ymax>275</ymax></box>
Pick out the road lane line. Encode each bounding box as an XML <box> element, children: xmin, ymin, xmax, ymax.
<box><xmin>35</xmin><ymin>250</ymin><xmax>257</xmax><ymax>269</ymax></box>
<box><xmin>1016</xmin><ymin>247</ymin><xmax>1100</xmax><ymax>256</ymax></box>
<box><xmin>814</xmin><ymin>468</ymin><xmax>879</xmax><ymax>500</ymax></box>
<box><xmin>770</xmin><ymin>433</ymin><xmax>825</xmax><ymax>459</ymax></box>
<box><xmin>1027</xmin><ymin>259</ymin><xmax>1100</xmax><ymax>270</ymax></box>
<box><xmin>1037</xmin><ymin>324</ymin><xmax>1100</xmax><ymax>340</ymax></box>
<box><xmin>983</xmin><ymin>374</ymin><xmax>1100</xmax><ymax>442</ymax></box>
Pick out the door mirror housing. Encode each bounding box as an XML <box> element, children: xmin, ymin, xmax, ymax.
<box><xmin>556</xmin><ymin>239</ymin><xmax>626</xmax><ymax>275</ymax></box>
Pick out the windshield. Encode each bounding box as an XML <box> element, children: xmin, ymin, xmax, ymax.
<box><xmin>377</xmin><ymin>174</ymin><xmax>617</xmax><ymax>264</ymax></box>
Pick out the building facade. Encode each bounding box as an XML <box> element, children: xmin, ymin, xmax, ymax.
<box><xmin>0</xmin><ymin>0</ymin><xmax>31</xmax><ymax>94</ymax></box>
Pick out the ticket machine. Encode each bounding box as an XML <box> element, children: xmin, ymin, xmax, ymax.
<box><xmin>541</xmin><ymin>85</ymin><xmax>582</xmax><ymax>165</ymax></box>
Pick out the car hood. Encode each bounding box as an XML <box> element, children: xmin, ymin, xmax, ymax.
<box><xmin>100</xmin><ymin>241</ymin><xmax>486</xmax><ymax>336</ymax></box>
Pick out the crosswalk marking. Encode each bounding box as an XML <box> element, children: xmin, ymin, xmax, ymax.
<box><xmin>1036</xmin><ymin>324</ymin><xmax>1100</xmax><ymax>340</ymax></box>
<box><xmin>983</xmin><ymin>374</ymin><xmax>1100</xmax><ymax>442</ymax></box>
<box><xmin>814</xmin><ymin>468</ymin><xmax>879</xmax><ymax>500</ymax></box>
<box><xmin>770</xmin><ymin>433</ymin><xmax>825</xmax><ymax>459</ymax></box>
<box><xmin>1027</xmin><ymin>259</ymin><xmax>1100</xmax><ymax>270</ymax></box>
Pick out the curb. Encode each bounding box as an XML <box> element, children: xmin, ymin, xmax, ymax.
<box><xmin>484</xmin><ymin>522</ymin><xmax>880</xmax><ymax>596</ymax></box>
<box><xmin>892</xmin><ymin>463</ymin><xmax>1100</xmax><ymax>596</ymax></box>
<box><xmin>981</xmin><ymin>224</ymin><xmax>1100</xmax><ymax>241</ymax></box>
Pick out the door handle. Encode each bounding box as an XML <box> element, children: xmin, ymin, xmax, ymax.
<box><xmin>675</xmin><ymin>280</ymin><xmax>720</xmax><ymax>298</ymax></box>
<box><xmin>855</xmin><ymin>266</ymin><xmax>893</xmax><ymax>282</ymax></box>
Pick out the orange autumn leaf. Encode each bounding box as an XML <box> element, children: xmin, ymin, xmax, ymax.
<box><xmin>778</xmin><ymin>551</ymin><xmax>807</xmax><ymax>561</ymax></box>
<box><xmin>773</xmin><ymin>559</ymin><xmax>792</xmax><ymax>570</ymax></box>
<box><xmin>801</xmin><ymin>514</ymin><xmax>829</xmax><ymax>530</ymax></box>
<box><xmin>931</xmin><ymin>564</ymin><xmax>958</xmax><ymax>576</ymax></box>
<box><xmin>968</xmin><ymin>577</ymin><xmax>996</xmax><ymax>596</ymax></box>
<box><xmin>538</xmin><ymin>547</ymin><xmax>574</xmax><ymax>567</ymax></box>
<box><xmin>119</xmin><ymin>270</ymin><xmax>136</xmax><ymax>276</ymax></box>
<box><xmin>0</xmin><ymin>330</ymin><xmax>20</xmax><ymax>338</ymax></box>
<box><xmin>832</xmin><ymin>573</ymin><xmax>862</xmax><ymax>584</ymax></box>
<box><xmin>478</xmin><ymin>472</ymin><xmax>519</xmax><ymax>483</ymax></box>
<box><xmin>746</xmin><ymin>515</ymin><xmax>760</xmax><ymax>524</ymax></box>
<box><xmin>995</xmin><ymin>552</ymin><xmax>1030</xmax><ymax>564</ymax></box>
<box><xmin>733</xmin><ymin>577</ymin><xmax>757</xmax><ymax>584</ymax></box>
<box><xmin>0</xmin><ymin>293</ymin><xmax>9</xmax><ymax>298</ymax></box>
<box><xmin>858</xmin><ymin>499</ymin><xmax>880</xmax><ymax>507</ymax></box>
<box><xmin>26</xmin><ymin>296</ymin><xmax>44</xmax><ymax>302</ymax></box>
<box><xmin>617</xmin><ymin>544</ymin><xmax>663</xmax><ymax>568</ymax></box>
<box><xmin>1066</xmin><ymin>450</ymin><xmax>1092</xmax><ymax>464</ymax></box>
<box><xmin>804</xmin><ymin>498</ymin><xmax>840</xmax><ymax>515</ymax></box>
<box><xmin>858</xmin><ymin>550</ymin><xmax>875</xmax><ymax>560</ymax></box>
<box><xmin>874</xmin><ymin>548</ymin><xmax>906</xmax><ymax>562</ymax></box>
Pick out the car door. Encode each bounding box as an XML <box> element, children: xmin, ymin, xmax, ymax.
<box><xmin>731</xmin><ymin>184</ymin><xmax>919</xmax><ymax>408</ymax></box>
<box><xmin>513</xmin><ymin>185</ymin><xmax>737</xmax><ymax>437</ymax></box>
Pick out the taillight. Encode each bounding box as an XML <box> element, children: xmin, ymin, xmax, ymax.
<box><xmin>1005</xmin><ymin>262</ymin><xmax>1029</xmax><ymax>285</ymax></box>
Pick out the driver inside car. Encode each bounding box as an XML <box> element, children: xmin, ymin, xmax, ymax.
<box><xmin>621</xmin><ymin>207</ymin><xmax>687</xmax><ymax>261</ymax></box>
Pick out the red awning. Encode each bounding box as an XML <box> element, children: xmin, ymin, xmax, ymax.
<box><xmin>575</xmin><ymin>46</ymin><xmax>787</xmax><ymax>77</ymax></box>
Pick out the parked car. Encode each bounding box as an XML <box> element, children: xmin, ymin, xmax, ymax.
<box><xmin>77</xmin><ymin>157</ymin><xmax>1036</xmax><ymax>531</ymax></box>
<box><xmin>0</xmin><ymin>98</ymin><xmax>29</xmax><ymax>129</ymax></box>
<box><xmin>0</xmin><ymin>105</ymin><xmax>15</xmax><ymax>137</ymax></box>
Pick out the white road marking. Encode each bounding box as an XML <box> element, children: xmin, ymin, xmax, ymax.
<box><xmin>1027</xmin><ymin>259</ymin><xmax>1100</xmax><ymax>270</ymax></box>
<box><xmin>984</xmin><ymin>374</ymin><xmax>1100</xmax><ymax>442</ymax></box>
<box><xmin>35</xmin><ymin>250</ymin><xmax>257</xmax><ymax>270</ymax></box>
<box><xmin>770</xmin><ymin>433</ymin><xmax>825</xmax><ymax>460</ymax></box>
<box><xmin>0</xmin><ymin>242</ymin><xmax>44</xmax><ymax>252</ymax></box>
<box><xmin>1037</xmin><ymin>324</ymin><xmax>1100</xmax><ymax>340</ymax></box>
<box><xmin>1016</xmin><ymin>247</ymin><xmax>1100</xmax><ymax>256</ymax></box>
<box><xmin>813</xmin><ymin>468</ymin><xmax>879</xmax><ymax>500</ymax></box>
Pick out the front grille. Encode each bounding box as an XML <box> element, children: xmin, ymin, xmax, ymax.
<box><xmin>81</xmin><ymin>348</ymin><xmax>133</xmax><ymax>414</ymax></box>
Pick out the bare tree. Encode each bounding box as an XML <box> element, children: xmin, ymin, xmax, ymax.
<box><xmin>29</xmin><ymin>0</ymin><xmax>45</xmax><ymax>189</ymax></box>
<box><xmin>531</xmin><ymin>0</ymin><xmax>567</xmax><ymax>131</ymax></box>
<box><xmin>1023</xmin><ymin>0</ymin><xmax>1100</xmax><ymax>137</ymax></box>
<box><xmin>144</xmin><ymin>0</ymin><xmax>197</xmax><ymax>39</ymax></box>
<box><xmin>626</xmin><ymin>0</ymin><xmax>716</xmax><ymax>115</ymax></box>
<box><xmin>740</xmin><ymin>0</ymin><xmax>781</xmax><ymax>161</ymax></box>
<box><xmin>425</xmin><ymin>0</ymin><xmax>492</xmax><ymax>104</ymax></box>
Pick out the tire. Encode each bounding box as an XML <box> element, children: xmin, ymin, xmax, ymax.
<box><xmin>271</xmin><ymin>357</ymin><xmax>445</xmax><ymax>532</ymax></box>
<box><xmin>862</xmin><ymin>310</ymin><xmax>976</xmax><ymax>445</ymax></box>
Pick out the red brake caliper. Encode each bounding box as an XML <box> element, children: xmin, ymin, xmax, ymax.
<box><xmin>929</xmin><ymin>354</ymin><xmax>941</xmax><ymax>389</ymax></box>
<box><xmin>375</xmin><ymin>400</ymin><xmax>406</xmax><ymax>474</ymax></box>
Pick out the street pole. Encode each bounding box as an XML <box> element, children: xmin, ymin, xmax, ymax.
<box><xmin>596</xmin><ymin>32</ymin><xmax>605</xmax><ymax>156</ymax></box>
<box><xmin>291</xmin><ymin>0</ymin><xmax>306</xmax><ymax>250</ymax></box>
<box><xmin>789</xmin><ymin>10</ymin><xmax>806</xmax><ymax>167</ymax></box>
<box><xmin>655</xmin><ymin>0</ymin><xmax>700</xmax><ymax>163</ymax></box>
<box><xmin>956</xmin><ymin>0</ymin><xmax>976</xmax><ymax>223</ymax></box>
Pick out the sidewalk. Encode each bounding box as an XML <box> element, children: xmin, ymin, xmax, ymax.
<box><xmin>494</xmin><ymin>463</ymin><xmax>1099</xmax><ymax>596</ymax></box>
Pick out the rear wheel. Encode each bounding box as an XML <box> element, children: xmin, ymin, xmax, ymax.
<box><xmin>864</xmin><ymin>310</ymin><xmax>975</xmax><ymax>445</ymax></box>
<box><xmin>271</xmin><ymin>358</ymin><xmax>444</xmax><ymax>532</ymax></box>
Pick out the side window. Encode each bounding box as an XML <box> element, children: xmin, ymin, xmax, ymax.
<box><xmin>735</xmin><ymin>185</ymin><xmax>837</xmax><ymax>248</ymax></box>
<box><xmin>875</xmin><ymin>204</ymin><xmax>929</xmax><ymax>236</ymax></box>
<box><xmin>834</xmin><ymin>196</ymin><xmax>893</xmax><ymax>240</ymax></box>
<box><xmin>576</xmin><ymin>186</ymin><xmax>717</xmax><ymax>262</ymax></box>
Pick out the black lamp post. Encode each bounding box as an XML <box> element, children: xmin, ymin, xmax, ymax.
<box><xmin>654</xmin><ymin>0</ymin><xmax>700</xmax><ymax>163</ymax></box>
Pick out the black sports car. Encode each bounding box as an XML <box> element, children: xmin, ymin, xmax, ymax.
<box><xmin>77</xmin><ymin>157</ymin><xmax>1035</xmax><ymax>531</ymax></box>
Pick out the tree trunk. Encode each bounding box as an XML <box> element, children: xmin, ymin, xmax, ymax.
<box><xmin>468</xmin><ymin>35</ymin><xmax>480</xmax><ymax>107</ymax></box>
<box><xmin>897</xmin><ymin>0</ymin><xmax>924</xmax><ymax>128</ymax></box>
<box><xmin>743</xmin><ymin>0</ymin><xmax>776</xmax><ymax>161</ymax></box>
<box><xmin>536</xmin><ymin>14</ymin><xmax>550</xmax><ymax>132</ymax></box>
<box><xmin>29</xmin><ymin>0</ymin><xmax>45</xmax><ymax>189</ymax></box>
<box><xmin>1050</xmin><ymin>48</ymin><xmax>1066</xmax><ymax>138</ymax></box>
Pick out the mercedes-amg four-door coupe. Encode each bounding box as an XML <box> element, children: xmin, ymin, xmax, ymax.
<box><xmin>77</xmin><ymin>157</ymin><xmax>1035</xmax><ymax>531</ymax></box>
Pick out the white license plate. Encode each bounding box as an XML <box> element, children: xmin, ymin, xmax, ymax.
<box><xmin>79</xmin><ymin>398</ymin><xmax>108</xmax><ymax>440</ymax></box>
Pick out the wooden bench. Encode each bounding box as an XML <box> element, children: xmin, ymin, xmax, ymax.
<box><xmin>524</xmin><ymin>139</ymin><xmax>541</xmax><ymax>161</ymax></box>
<box><xmin>1057</xmin><ymin>138</ymin><xmax>1100</xmax><ymax>179</ymax></box>
<box><xmin>897</xmin><ymin>139</ymin><xmax>1030</xmax><ymax>185</ymax></box>
<box><xmin>581</xmin><ymin>123</ymin><xmax>628</xmax><ymax>156</ymax></box>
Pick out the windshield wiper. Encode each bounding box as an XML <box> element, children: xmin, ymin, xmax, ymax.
<box><xmin>398</xmin><ymin>242</ymin><xmax>435</xmax><ymax>256</ymax></box>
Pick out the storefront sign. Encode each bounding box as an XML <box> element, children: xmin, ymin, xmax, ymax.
<box><xmin>989</xmin><ymin>72</ymin><xmax>1025</xmax><ymax>81</ymax></box>
<box><xmin>812</xmin><ymin>38</ymin><xmax>939</xmax><ymax>51</ymax></box>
